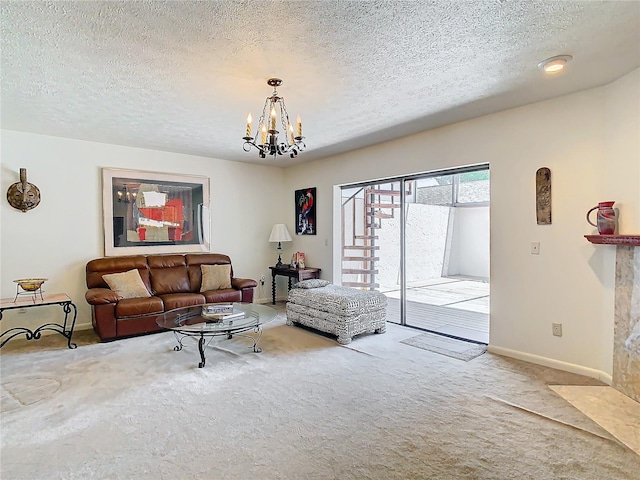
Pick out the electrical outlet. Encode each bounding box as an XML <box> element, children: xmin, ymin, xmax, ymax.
<box><xmin>260</xmin><ymin>275</ymin><xmax>265</xmax><ymax>285</ymax></box>
<box><xmin>552</xmin><ymin>323</ymin><xmax>562</xmax><ymax>337</ymax></box>
<box><xmin>531</xmin><ymin>242</ymin><xmax>540</xmax><ymax>255</ymax></box>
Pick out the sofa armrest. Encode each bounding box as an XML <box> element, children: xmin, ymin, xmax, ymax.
<box><xmin>232</xmin><ymin>277</ymin><xmax>258</xmax><ymax>290</ymax></box>
<box><xmin>85</xmin><ymin>288</ymin><xmax>119</xmax><ymax>305</ymax></box>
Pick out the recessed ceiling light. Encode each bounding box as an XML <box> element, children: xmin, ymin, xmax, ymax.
<box><xmin>538</xmin><ymin>55</ymin><xmax>573</xmax><ymax>74</ymax></box>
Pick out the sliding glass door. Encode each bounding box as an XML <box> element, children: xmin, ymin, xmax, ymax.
<box><xmin>340</xmin><ymin>166</ymin><xmax>490</xmax><ymax>342</ymax></box>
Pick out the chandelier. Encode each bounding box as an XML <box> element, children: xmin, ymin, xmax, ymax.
<box><xmin>242</xmin><ymin>78</ymin><xmax>306</xmax><ymax>159</ymax></box>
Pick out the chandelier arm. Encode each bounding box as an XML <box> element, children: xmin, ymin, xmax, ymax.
<box><xmin>243</xmin><ymin>140</ymin><xmax>258</xmax><ymax>152</ymax></box>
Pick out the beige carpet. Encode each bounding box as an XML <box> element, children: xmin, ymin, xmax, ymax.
<box><xmin>1</xmin><ymin>314</ymin><xmax>639</xmax><ymax>479</ymax></box>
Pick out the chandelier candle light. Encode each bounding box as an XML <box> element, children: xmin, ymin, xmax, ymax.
<box><xmin>243</xmin><ymin>78</ymin><xmax>306</xmax><ymax>159</ymax></box>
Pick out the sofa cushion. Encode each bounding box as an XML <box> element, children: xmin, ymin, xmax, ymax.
<box><xmin>200</xmin><ymin>264</ymin><xmax>232</xmax><ymax>291</ymax></box>
<box><xmin>103</xmin><ymin>269</ymin><xmax>151</xmax><ymax>299</ymax></box>
<box><xmin>202</xmin><ymin>288</ymin><xmax>242</xmax><ymax>304</ymax></box>
<box><xmin>293</xmin><ymin>279</ymin><xmax>331</xmax><ymax>289</ymax></box>
<box><xmin>159</xmin><ymin>293</ymin><xmax>206</xmax><ymax>311</ymax></box>
<box><xmin>149</xmin><ymin>255</ymin><xmax>191</xmax><ymax>295</ymax></box>
<box><xmin>115</xmin><ymin>296</ymin><xmax>164</xmax><ymax>318</ymax></box>
<box><xmin>86</xmin><ymin>255</ymin><xmax>150</xmax><ymax>290</ymax></box>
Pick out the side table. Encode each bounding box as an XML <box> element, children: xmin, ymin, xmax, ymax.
<box><xmin>0</xmin><ymin>293</ymin><xmax>78</xmax><ymax>349</ymax></box>
<box><xmin>269</xmin><ymin>265</ymin><xmax>321</xmax><ymax>304</ymax></box>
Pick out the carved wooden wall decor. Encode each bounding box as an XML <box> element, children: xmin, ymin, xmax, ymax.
<box><xmin>6</xmin><ymin>168</ymin><xmax>41</xmax><ymax>212</ymax></box>
<box><xmin>535</xmin><ymin>167</ymin><xmax>551</xmax><ymax>225</ymax></box>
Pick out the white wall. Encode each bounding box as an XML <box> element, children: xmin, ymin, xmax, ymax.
<box><xmin>284</xmin><ymin>68</ymin><xmax>640</xmax><ymax>380</ymax></box>
<box><xmin>447</xmin><ymin>206</ymin><xmax>490</xmax><ymax>279</ymax></box>
<box><xmin>1</xmin><ymin>132</ymin><xmax>287</xmax><ymax>332</ymax></box>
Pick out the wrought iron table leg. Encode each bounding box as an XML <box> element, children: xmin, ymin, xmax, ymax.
<box><xmin>62</xmin><ymin>301</ymin><xmax>78</xmax><ymax>349</ymax></box>
<box><xmin>198</xmin><ymin>334</ymin><xmax>206</xmax><ymax>368</ymax></box>
<box><xmin>228</xmin><ymin>326</ymin><xmax>263</xmax><ymax>353</ymax></box>
<box><xmin>252</xmin><ymin>325</ymin><xmax>263</xmax><ymax>353</ymax></box>
<box><xmin>173</xmin><ymin>331</ymin><xmax>184</xmax><ymax>351</ymax></box>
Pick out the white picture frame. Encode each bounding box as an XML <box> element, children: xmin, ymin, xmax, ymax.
<box><xmin>102</xmin><ymin>168</ymin><xmax>210</xmax><ymax>256</ymax></box>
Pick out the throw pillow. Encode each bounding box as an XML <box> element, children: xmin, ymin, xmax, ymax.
<box><xmin>200</xmin><ymin>264</ymin><xmax>232</xmax><ymax>291</ymax></box>
<box><xmin>102</xmin><ymin>269</ymin><xmax>151</xmax><ymax>299</ymax></box>
<box><xmin>293</xmin><ymin>279</ymin><xmax>330</xmax><ymax>289</ymax></box>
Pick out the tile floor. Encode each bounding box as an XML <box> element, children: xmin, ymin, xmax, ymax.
<box><xmin>550</xmin><ymin>385</ymin><xmax>640</xmax><ymax>456</ymax></box>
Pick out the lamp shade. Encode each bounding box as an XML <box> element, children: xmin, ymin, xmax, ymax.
<box><xmin>269</xmin><ymin>224</ymin><xmax>292</xmax><ymax>243</ymax></box>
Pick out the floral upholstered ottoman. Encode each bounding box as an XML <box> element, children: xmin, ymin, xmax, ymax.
<box><xmin>285</xmin><ymin>280</ymin><xmax>387</xmax><ymax>344</ymax></box>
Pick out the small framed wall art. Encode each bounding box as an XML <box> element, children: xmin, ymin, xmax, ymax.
<box><xmin>102</xmin><ymin>168</ymin><xmax>210</xmax><ymax>256</ymax></box>
<box><xmin>295</xmin><ymin>187</ymin><xmax>316</xmax><ymax>235</ymax></box>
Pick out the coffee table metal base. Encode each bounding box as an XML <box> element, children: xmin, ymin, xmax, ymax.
<box><xmin>172</xmin><ymin>326</ymin><xmax>263</xmax><ymax>368</ymax></box>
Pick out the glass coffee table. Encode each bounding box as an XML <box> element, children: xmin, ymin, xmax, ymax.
<box><xmin>157</xmin><ymin>302</ymin><xmax>277</xmax><ymax>368</ymax></box>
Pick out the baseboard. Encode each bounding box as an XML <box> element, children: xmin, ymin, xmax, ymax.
<box><xmin>487</xmin><ymin>345</ymin><xmax>613</xmax><ymax>385</ymax></box>
<box><xmin>255</xmin><ymin>297</ymin><xmax>286</xmax><ymax>305</ymax></box>
<box><xmin>74</xmin><ymin>322</ymin><xmax>94</xmax><ymax>331</ymax></box>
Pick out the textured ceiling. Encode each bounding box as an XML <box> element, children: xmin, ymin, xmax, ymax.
<box><xmin>1</xmin><ymin>1</ymin><xmax>639</xmax><ymax>166</ymax></box>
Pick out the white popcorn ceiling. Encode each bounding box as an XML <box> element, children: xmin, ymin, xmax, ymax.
<box><xmin>1</xmin><ymin>1</ymin><xmax>639</xmax><ymax>166</ymax></box>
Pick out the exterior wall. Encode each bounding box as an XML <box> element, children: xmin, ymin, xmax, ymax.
<box><xmin>284</xmin><ymin>68</ymin><xmax>640</xmax><ymax>379</ymax></box>
<box><xmin>0</xmin><ymin>132</ymin><xmax>287</xmax><ymax>332</ymax></box>
<box><xmin>375</xmin><ymin>204</ymin><xmax>451</xmax><ymax>291</ymax></box>
<box><xmin>446</xmin><ymin>206</ymin><xmax>490</xmax><ymax>279</ymax></box>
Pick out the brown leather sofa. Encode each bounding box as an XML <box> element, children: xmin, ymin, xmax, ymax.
<box><xmin>85</xmin><ymin>253</ymin><xmax>257</xmax><ymax>341</ymax></box>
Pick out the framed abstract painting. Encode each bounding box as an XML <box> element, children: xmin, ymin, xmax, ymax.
<box><xmin>295</xmin><ymin>187</ymin><xmax>316</xmax><ymax>235</ymax></box>
<box><xmin>102</xmin><ymin>168</ymin><xmax>210</xmax><ymax>256</ymax></box>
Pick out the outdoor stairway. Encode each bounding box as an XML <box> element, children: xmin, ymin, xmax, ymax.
<box><xmin>341</xmin><ymin>182</ymin><xmax>413</xmax><ymax>290</ymax></box>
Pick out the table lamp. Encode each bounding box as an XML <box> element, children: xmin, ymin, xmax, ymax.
<box><xmin>269</xmin><ymin>224</ymin><xmax>292</xmax><ymax>267</ymax></box>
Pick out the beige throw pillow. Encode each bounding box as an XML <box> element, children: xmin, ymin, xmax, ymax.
<box><xmin>103</xmin><ymin>269</ymin><xmax>151</xmax><ymax>299</ymax></box>
<box><xmin>200</xmin><ymin>264</ymin><xmax>232</xmax><ymax>291</ymax></box>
